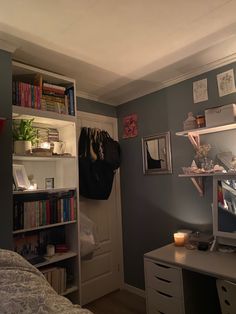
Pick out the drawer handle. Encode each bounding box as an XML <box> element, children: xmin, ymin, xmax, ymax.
<box><xmin>156</xmin><ymin>290</ymin><xmax>173</xmax><ymax>298</ymax></box>
<box><xmin>154</xmin><ymin>262</ymin><xmax>170</xmax><ymax>269</ymax></box>
<box><xmin>155</xmin><ymin>276</ymin><xmax>171</xmax><ymax>283</ymax></box>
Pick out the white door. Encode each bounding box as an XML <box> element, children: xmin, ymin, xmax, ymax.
<box><xmin>77</xmin><ymin>111</ymin><xmax>123</xmax><ymax>305</ymax></box>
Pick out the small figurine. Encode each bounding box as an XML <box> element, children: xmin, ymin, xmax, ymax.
<box><xmin>183</xmin><ymin>112</ymin><xmax>197</xmax><ymax>130</ymax></box>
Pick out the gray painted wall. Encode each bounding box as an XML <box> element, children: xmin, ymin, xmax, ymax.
<box><xmin>117</xmin><ymin>62</ymin><xmax>236</xmax><ymax>289</ymax></box>
<box><xmin>77</xmin><ymin>96</ymin><xmax>117</xmax><ymax>117</ymax></box>
<box><xmin>0</xmin><ymin>50</ymin><xmax>12</xmax><ymax>249</ymax></box>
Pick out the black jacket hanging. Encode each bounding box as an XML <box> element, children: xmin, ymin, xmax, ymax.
<box><xmin>79</xmin><ymin>127</ymin><xmax>115</xmax><ymax>200</ymax></box>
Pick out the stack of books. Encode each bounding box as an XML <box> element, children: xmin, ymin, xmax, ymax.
<box><xmin>13</xmin><ymin>190</ymin><xmax>76</xmax><ymax>231</ymax></box>
<box><xmin>12</xmin><ymin>76</ymin><xmax>75</xmax><ymax>116</ymax></box>
<box><xmin>42</xmin><ymin>267</ymin><xmax>67</xmax><ymax>294</ymax></box>
<box><xmin>12</xmin><ymin>81</ymin><xmax>41</xmax><ymax>109</ymax></box>
<box><xmin>48</xmin><ymin>128</ymin><xmax>59</xmax><ymax>143</ymax></box>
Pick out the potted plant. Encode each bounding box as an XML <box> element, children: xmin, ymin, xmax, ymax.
<box><xmin>13</xmin><ymin>119</ymin><xmax>38</xmax><ymax>155</ymax></box>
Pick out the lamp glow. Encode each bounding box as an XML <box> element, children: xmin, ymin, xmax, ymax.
<box><xmin>40</xmin><ymin>142</ymin><xmax>50</xmax><ymax>149</ymax></box>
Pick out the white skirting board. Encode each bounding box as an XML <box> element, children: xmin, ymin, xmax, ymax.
<box><xmin>123</xmin><ymin>283</ymin><xmax>145</xmax><ymax>298</ymax></box>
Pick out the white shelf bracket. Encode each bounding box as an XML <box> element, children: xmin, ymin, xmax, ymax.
<box><xmin>188</xmin><ymin>132</ymin><xmax>200</xmax><ymax>150</ymax></box>
<box><xmin>190</xmin><ymin>177</ymin><xmax>204</xmax><ymax>196</ymax></box>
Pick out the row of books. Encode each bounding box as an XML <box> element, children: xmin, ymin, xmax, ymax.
<box><xmin>13</xmin><ymin>195</ymin><xmax>76</xmax><ymax>231</ymax></box>
<box><xmin>42</xmin><ymin>267</ymin><xmax>67</xmax><ymax>294</ymax></box>
<box><xmin>12</xmin><ymin>80</ymin><xmax>75</xmax><ymax>116</ymax></box>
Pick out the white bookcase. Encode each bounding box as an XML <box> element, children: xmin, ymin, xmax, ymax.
<box><xmin>12</xmin><ymin>61</ymin><xmax>81</xmax><ymax>302</ymax></box>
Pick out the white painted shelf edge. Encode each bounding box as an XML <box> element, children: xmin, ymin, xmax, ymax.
<box><xmin>176</xmin><ymin>122</ymin><xmax>236</xmax><ymax>136</ymax></box>
<box><xmin>13</xmin><ymin>187</ymin><xmax>76</xmax><ymax>195</ymax></box>
<box><xmin>35</xmin><ymin>251</ymin><xmax>77</xmax><ymax>268</ymax></box>
<box><xmin>61</xmin><ymin>285</ymin><xmax>78</xmax><ymax>296</ymax></box>
<box><xmin>13</xmin><ymin>220</ymin><xmax>77</xmax><ymax>234</ymax></box>
<box><xmin>13</xmin><ymin>155</ymin><xmax>76</xmax><ymax>161</ymax></box>
<box><xmin>13</xmin><ymin>105</ymin><xmax>76</xmax><ymax>127</ymax></box>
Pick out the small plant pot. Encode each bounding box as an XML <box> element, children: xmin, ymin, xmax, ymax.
<box><xmin>14</xmin><ymin>140</ymin><xmax>32</xmax><ymax>155</ymax></box>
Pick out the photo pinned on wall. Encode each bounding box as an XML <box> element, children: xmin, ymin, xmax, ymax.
<box><xmin>217</xmin><ymin>69</ymin><xmax>236</xmax><ymax>97</ymax></box>
<box><xmin>123</xmin><ymin>113</ymin><xmax>138</xmax><ymax>139</ymax></box>
<box><xmin>193</xmin><ymin>78</ymin><xmax>208</xmax><ymax>103</ymax></box>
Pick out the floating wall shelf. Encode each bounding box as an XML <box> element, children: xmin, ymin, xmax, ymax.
<box><xmin>176</xmin><ymin>122</ymin><xmax>236</xmax><ymax>196</ymax></box>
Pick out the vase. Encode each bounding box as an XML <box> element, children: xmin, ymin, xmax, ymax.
<box><xmin>14</xmin><ymin>140</ymin><xmax>32</xmax><ymax>155</ymax></box>
<box><xmin>201</xmin><ymin>157</ymin><xmax>213</xmax><ymax>171</ymax></box>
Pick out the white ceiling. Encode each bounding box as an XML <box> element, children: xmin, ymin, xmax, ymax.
<box><xmin>1</xmin><ymin>0</ymin><xmax>236</xmax><ymax>105</ymax></box>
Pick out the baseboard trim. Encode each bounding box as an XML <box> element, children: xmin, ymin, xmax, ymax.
<box><xmin>123</xmin><ymin>283</ymin><xmax>145</xmax><ymax>298</ymax></box>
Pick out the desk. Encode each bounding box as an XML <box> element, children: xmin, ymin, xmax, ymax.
<box><xmin>144</xmin><ymin>244</ymin><xmax>236</xmax><ymax>314</ymax></box>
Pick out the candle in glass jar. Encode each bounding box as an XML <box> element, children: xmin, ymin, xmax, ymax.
<box><xmin>174</xmin><ymin>232</ymin><xmax>185</xmax><ymax>246</ymax></box>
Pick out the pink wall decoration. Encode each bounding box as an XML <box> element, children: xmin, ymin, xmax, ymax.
<box><xmin>123</xmin><ymin>113</ymin><xmax>138</xmax><ymax>138</ymax></box>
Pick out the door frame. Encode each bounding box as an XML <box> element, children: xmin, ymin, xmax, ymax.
<box><xmin>77</xmin><ymin>110</ymin><xmax>124</xmax><ymax>297</ymax></box>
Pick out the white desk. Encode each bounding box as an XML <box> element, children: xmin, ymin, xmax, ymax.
<box><xmin>144</xmin><ymin>244</ymin><xmax>236</xmax><ymax>314</ymax></box>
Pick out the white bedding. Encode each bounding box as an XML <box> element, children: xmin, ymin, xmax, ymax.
<box><xmin>0</xmin><ymin>249</ymin><xmax>92</xmax><ymax>314</ymax></box>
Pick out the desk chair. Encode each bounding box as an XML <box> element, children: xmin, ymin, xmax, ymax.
<box><xmin>217</xmin><ymin>279</ymin><xmax>236</xmax><ymax>314</ymax></box>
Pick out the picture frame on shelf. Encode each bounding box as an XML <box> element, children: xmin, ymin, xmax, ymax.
<box><xmin>13</xmin><ymin>164</ymin><xmax>30</xmax><ymax>190</ymax></box>
<box><xmin>45</xmin><ymin>177</ymin><xmax>54</xmax><ymax>189</ymax></box>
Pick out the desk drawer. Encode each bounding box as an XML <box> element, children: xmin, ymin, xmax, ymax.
<box><xmin>146</xmin><ymin>271</ymin><xmax>182</xmax><ymax>297</ymax></box>
<box><xmin>145</xmin><ymin>260</ymin><xmax>182</xmax><ymax>284</ymax></box>
<box><xmin>147</xmin><ymin>287</ymin><xmax>184</xmax><ymax>314</ymax></box>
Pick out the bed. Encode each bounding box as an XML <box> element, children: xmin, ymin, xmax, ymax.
<box><xmin>0</xmin><ymin>249</ymin><xmax>93</xmax><ymax>314</ymax></box>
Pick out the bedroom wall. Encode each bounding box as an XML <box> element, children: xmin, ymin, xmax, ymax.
<box><xmin>77</xmin><ymin>96</ymin><xmax>117</xmax><ymax>117</ymax></box>
<box><xmin>117</xmin><ymin>61</ymin><xmax>236</xmax><ymax>290</ymax></box>
<box><xmin>0</xmin><ymin>49</ymin><xmax>12</xmax><ymax>249</ymax></box>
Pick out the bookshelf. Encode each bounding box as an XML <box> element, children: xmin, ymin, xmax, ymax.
<box><xmin>12</xmin><ymin>61</ymin><xmax>80</xmax><ymax>302</ymax></box>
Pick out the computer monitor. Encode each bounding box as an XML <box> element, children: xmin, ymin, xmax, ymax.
<box><xmin>212</xmin><ymin>174</ymin><xmax>236</xmax><ymax>247</ymax></box>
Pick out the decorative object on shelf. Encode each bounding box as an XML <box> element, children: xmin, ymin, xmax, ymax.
<box><xmin>28</xmin><ymin>174</ymin><xmax>37</xmax><ymax>190</ymax></box>
<box><xmin>142</xmin><ymin>131</ymin><xmax>172</xmax><ymax>175</ymax></box>
<box><xmin>0</xmin><ymin>117</ymin><xmax>6</xmax><ymax>133</ymax></box>
<box><xmin>45</xmin><ymin>177</ymin><xmax>54</xmax><ymax>189</ymax></box>
<box><xmin>123</xmin><ymin>113</ymin><xmax>138</xmax><ymax>138</ymax></box>
<box><xmin>13</xmin><ymin>119</ymin><xmax>38</xmax><ymax>155</ymax></box>
<box><xmin>183</xmin><ymin>112</ymin><xmax>197</xmax><ymax>130</ymax></box>
<box><xmin>196</xmin><ymin>115</ymin><xmax>205</xmax><ymax>128</ymax></box>
<box><xmin>205</xmin><ymin>103</ymin><xmax>236</xmax><ymax>127</ymax></box>
<box><xmin>40</xmin><ymin>142</ymin><xmax>51</xmax><ymax>149</ymax></box>
<box><xmin>52</xmin><ymin>141</ymin><xmax>66</xmax><ymax>155</ymax></box>
<box><xmin>46</xmin><ymin>244</ymin><xmax>55</xmax><ymax>257</ymax></box>
<box><xmin>13</xmin><ymin>164</ymin><xmax>30</xmax><ymax>190</ymax></box>
<box><xmin>193</xmin><ymin>78</ymin><xmax>208</xmax><ymax>103</ymax></box>
<box><xmin>195</xmin><ymin>143</ymin><xmax>211</xmax><ymax>165</ymax></box>
<box><xmin>217</xmin><ymin>69</ymin><xmax>236</xmax><ymax>97</ymax></box>
<box><xmin>31</xmin><ymin>148</ymin><xmax>53</xmax><ymax>157</ymax></box>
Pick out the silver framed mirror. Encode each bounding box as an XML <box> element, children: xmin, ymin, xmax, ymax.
<box><xmin>142</xmin><ymin>131</ymin><xmax>172</xmax><ymax>174</ymax></box>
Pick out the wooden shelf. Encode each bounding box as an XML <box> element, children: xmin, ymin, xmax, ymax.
<box><xmin>12</xmin><ymin>105</ymin><xmax>76</xmax><ymax>128</ymax></box>
<box><xmin>176</xmin><ymin>123</ymin><xmax>236</xmax><ymax>137</ymax></box>
<box><xmin>35</xmin><ymin>251</ymin><xmax>77</xmax><ymax>268</ymax></box>
<box><xmin>13</xmin><ymin>187</ymin><xmax>76</xmax><ymax>195</ymax></box>
<box><xmin>13</xmin><ymin>220</ymin><xmax>77</xmax><ymax>234</ymax></box>
<box><xmin>13</xmin><ymin>154</ymin><xmax>75</xmax><ymax>161</ymax></box>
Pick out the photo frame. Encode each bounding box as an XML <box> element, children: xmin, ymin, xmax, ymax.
<box><xmin>13</xmin><ymin>164</ymin><xmax>30</xmax><ymax>190</ymax></box>
<box><xmin>142</xmin><ymin>131</ymin><xmax>172</xmax><ymax>175</ymax></box>
<box><xmin>45</xmin><ymin>177</ymin><xmax>54</xmax><ymax>189</ymax></box>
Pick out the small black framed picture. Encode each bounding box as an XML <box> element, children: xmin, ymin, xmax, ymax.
<box><xmin>45</xmin><ymin>178</ymin><xmax>54</xmax><ymax>189</ymax></box>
